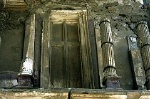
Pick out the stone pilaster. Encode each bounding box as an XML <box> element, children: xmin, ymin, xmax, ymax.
<box><xmin>17</xmin><ymin>14</ymin><xmax>36</xmax><ymax>88</ymax></box>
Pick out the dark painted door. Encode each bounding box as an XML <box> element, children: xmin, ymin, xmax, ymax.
<box><xmin>50</xmin><ymin>21</ymin><xmax>82</xmax><ymax>88</ymax></box>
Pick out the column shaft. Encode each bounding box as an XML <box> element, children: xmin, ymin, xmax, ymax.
<box><xmin>136</xmin><ymin>21</ymin><xmax>150</xmax><ymax>89</ymax></box>
<box><xmin>100</xmin><ymin>18</ymin><xmax>120</xmax><ymax>89</ymax></box>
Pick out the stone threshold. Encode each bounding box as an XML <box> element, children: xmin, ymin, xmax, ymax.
<box><xmin>0</xmin><ymin>88</ymin><xmax>150</xmax><ymax>99</ymax></box>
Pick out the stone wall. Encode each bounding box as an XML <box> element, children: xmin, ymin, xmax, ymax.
<box><xmin>0</xmin><ymin>0</ymin><xmax>150</xmax><ymax>90</ymax></box>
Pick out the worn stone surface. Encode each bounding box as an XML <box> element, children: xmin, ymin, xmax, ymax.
<box><xmin>0</xmin><ymin>0</ymin><xmax>150</xmax><ymax>93</ymax></box>
<box><xmin>0</xmin><ymin>90</ymin><xmax>68</xmax><ymax>99</ymax></box>
<box><xmin>0</xmin><ymin>89</ymin><xmax>150</xmax><ymax>99</ymax></box>
<box><xmin>71</xmin><ymin>89</ymin><xmax>150</xmax><ymax>99</ymax></box>
<box><xmin>0</xmin><ymin>11</ymin><xmax>28</xmax><ymax>72</ymax></box>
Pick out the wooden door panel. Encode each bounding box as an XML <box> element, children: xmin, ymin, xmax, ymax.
<box><xmin>67</xmin><ymin>23</ymin><xmax>79</xmax><ymax>42</ymax></box>
<box><xmin>50</xmin><ymin>21</ymin><xmax>82</xmax><ymax>88</ymax></box>
<box><xmin>68</xmin><ymin>46</ymin><xmax>82</xmax><ymax>88</ymax></box>
<box><xmin>51</xmin><ymin>23</ymin><xmax>63</xmax><ymax>42</ymax></box>
<box><xmin>50</xmin><ymin>46</ymin><xmax>65</xmax><ymax>88</ymax></box>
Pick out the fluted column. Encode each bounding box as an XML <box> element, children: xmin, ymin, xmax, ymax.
<box><xmin>136</xmin><ymin>21</ymin><xmax>150</xmax><ymax>89</ymax></box>
<box><xmin>99</xmin><ymin>18</ymin><xmax>120</xmax><ymax>89</ymax></box>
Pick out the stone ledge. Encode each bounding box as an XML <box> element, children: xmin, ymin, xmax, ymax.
<box><xmin>0</xmin><ymin>89</ymin><xmax>150</xmax><ymax>99</ymax></box>
<box><xmin>0</xmin><ymin>89</ymin><xmax>68</xmax><ymax>99</ymax></box>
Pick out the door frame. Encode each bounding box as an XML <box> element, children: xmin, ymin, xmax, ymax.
<box><xmin>40</xmin><ymin>10</ymin><xmax>93</xmax><ymax>88</ymax></box>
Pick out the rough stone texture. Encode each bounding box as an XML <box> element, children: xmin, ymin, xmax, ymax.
<box><xmin>0</xmin><ymin>11</ymin><xmax>28</xmax><ymax>73</ymax></box>
<box><xmin>0</xmin><ymin>0</ymin><xmax>150</xmax><ymax>93</ymax></box>
<box><xmin>1</xmin><ymin>89</ymin><xmax>150</xmax><ymax>99</ymax></box>
<box><xmin>71</xmin><ymin>89</ymin><xmax>150</xmax><ymax>99</ymax></box>
<box><xmin>0</xmin><ymin>90</ymin><xmax>68</xmax><ymax>99</ymax></box>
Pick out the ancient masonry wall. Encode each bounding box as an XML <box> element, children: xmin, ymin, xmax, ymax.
<box><xmin>0</xmin><ymin>0</ymin><xmax>150</xmax><ymax>90</ymax></box>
